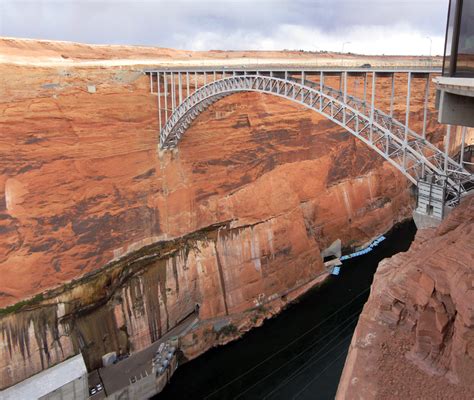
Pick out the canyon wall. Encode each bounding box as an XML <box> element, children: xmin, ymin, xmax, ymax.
<box><xmin>0</xmin><ymin>217</ymin><xmax>324</xmax><ymax>388</ymax></box>
<box><xmin>337</xmin><ymin>195</ymin><xmax>474</xmax><ymax>399</ymax></box>
<box><xmin>0</xmin><ymin>54</ymin><xmax>442</xmax><ymax>388</ymax></box>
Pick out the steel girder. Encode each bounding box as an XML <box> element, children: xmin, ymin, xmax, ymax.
<box><xmin>159</xmin><ymin>75</ymin><xmax>472</xmax><ymax>205</ymax></box>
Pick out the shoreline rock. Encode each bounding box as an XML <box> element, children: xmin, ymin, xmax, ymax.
<box><xmin>337</xmin><ymin>195</ymin><xmax>474</xmax><ymax>400</ymax></box>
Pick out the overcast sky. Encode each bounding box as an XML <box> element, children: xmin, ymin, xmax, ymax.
<box><xmin>0</xmin><ymin>0</ymin><xmax>449</xmax><ymax>55</ymax></box>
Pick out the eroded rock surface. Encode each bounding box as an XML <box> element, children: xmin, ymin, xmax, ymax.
<box><xmin>337</xmin><ymin>196</ymin><xmax>474</xmax><ymax>400</ymax></box>
<box><xmin>0</xmin><ymin>64</ymin><xmax>430</xmax><ymax>307</ymax></box>
<box><xmin>1</xmin><ymin>43</ymin><xmax>443</xmax><ymax>388</ymax></box>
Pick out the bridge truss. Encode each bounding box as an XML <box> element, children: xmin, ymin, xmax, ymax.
<box><xmin>145</xmin><ymin>68</ymin><xmax>473</xmax><ymax>210</ymax></box>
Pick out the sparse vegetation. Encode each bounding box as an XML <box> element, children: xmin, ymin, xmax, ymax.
<box><xmin>255</xmin><ymin>304</ymin><xmax>267</xmax><ymax>314</ymax></box>
<box><xmin>0</xmin><ymin>221</ymin><xmax>231</xmax><ymax>317</ymax></box>
<box><xmin>217</xmin><ymin>323</ymin><xmax>238</xmax><ymax>338</ymax></box>
<box><xmin>0</xmin><ymin>293</ymin><xmax>44</xmax><ymax>316</ymax></box>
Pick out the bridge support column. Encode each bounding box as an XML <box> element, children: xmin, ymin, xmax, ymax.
<box><xmin>413</xmin><ymin>210</ymin><xmax>444</xmax><ymax>229</ymax></box>
<box><xmin>445</xmin><ymin>124</ymin><xmax>451</xmax><ymax>172</ymax></box>
<box><xmin>370</xmin><ymin>72</ymin><xmax>376</xmax><ymax>143</ymax></box>
<box><xmin>343</xmin><ymin>72</ymin><xmax>347</xmax><ymax>125</ymax></box>
<box><xmin>413</xmin><ymin>178</ymin><xmax>446</xmax><ymax>228</ymax></box>
<box><xmin>178</xmin><ymin>72</ymin><xmax>183</xmax><ymax>104</ymax></box>
<box><xmin>403</xmin><ymin>72</ymin><xmax>412</xmax><ymax>169</ymax></box>
<box><xmin>319</xmin><ymin>71</ymin><xmax>324</xmax><ymax>110</ymax></box>
<box><xmin>422</xmin><ymin>74</ymin><xmax>430</xmax><ymax>138</ymax></box>
<box><xmin>157</xmin><ymin>72</ymin><xmax>162</xmax><ymax>131</ymax></box>
<box><xmin>173</xmin><ymin>73</ymin><xmax>178</xmax><ymax>111</ymax></box>
<box><xmin>405</xmin><ymin>71</ymin><xmax>412</xmax><ymax>133</ymax></box>
<box><xmin>163</xmin><ymin>73</ymin><xmax>168</xmax><ymax>123</ymax></box>
<box><xmin>363</xmin><ymin>73</ymin><xmax>367</xmax><ymax>110</ymax></box>
<box><xmin>460</xmin><ymin>126</ymin><xmax>467</xmax><ymax>166</ymax></box>
<box><xmin>186</xmin><ymin>72</ymin><xmax>190</xmax><ymax>98</ymax></box>
<box><xmin>389</xmin><ymin>73</ymin><xmax>395</xmax><ymax>118</ymax></box>
<box><xmin>301</xmin><ymin>72</ymin><xmax>305</xmax><ymax>100</ymax></box>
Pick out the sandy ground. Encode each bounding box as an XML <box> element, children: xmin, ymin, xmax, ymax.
<box><xmin>0</xmin><ymin>37</ymin><xmax>441</xmax><ymax>68</ymax></box>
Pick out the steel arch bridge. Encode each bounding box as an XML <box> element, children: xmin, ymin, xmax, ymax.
<box><xmin>145</xmin><ymin>68</ymin><xmax>473</xmax><ymax>213</ymax></box>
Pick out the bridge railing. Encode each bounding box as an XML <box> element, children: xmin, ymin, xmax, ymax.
<box><xmin>145</xmin><ymin>69</ymin><xmax>473</xmax><ymax>207</ymax></box>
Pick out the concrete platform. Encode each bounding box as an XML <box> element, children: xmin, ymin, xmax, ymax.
<box><xmin>98</xmin><ymin>312</ymin><xmax>198</xmax><ymax>397</ymax></box>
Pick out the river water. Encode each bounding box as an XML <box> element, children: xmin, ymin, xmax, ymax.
<box><xmin>156</xmin><ymin>220</ymin><xmax>417</xmax><ymax>400</ymax></box>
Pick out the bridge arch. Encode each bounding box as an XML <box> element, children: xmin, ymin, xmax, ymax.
<box><xmin>158</xmin><ymin>74</ymin><xmax>470</xmax><ymax>205</ymax></box>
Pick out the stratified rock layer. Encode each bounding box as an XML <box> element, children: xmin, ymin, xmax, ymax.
<box><xmin>1</xmin><ymin>51</ymin><xmax>444</xmax><ymax>388</ymax></box>
<box><xmin>0</xmin><ymin>65</ymin><xmax>418</xmax><ymax>307</ymax></box>
<box><xmin>337</xmin><ymin>196</ymin><xmax>474</xmax><ymax>400</ymax></box>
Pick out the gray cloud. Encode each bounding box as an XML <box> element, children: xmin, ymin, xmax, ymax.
<box><xmin>0</xmin><ymin>0</ymin><xmax>449</xmax><ymax>54</ymax></box>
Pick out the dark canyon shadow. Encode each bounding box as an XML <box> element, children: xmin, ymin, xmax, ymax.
<box><xmin>155</xmin><ymin>220</ymin><xmax>417</xmax><ymax>400</ymax></box>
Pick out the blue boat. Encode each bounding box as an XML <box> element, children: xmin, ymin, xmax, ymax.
<box><xmin>340</xmin><ymin>235</ymin><xmax>386</xmax><ymax>262</ymax></box>
<box><xmin>331</xmin><ymin>266</ymin><xmax>341</xmax><ymax>275</ymax></box>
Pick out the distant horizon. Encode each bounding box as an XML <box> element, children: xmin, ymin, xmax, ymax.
<box><xmin>0</xmin><ymin>0</ymin><xmax>449</xmax><ymax>56</ymax></box>
<box><xmin>0</xmin><ymin>35</ymin><xmax>445</xmax><ymax>58</ymax></box>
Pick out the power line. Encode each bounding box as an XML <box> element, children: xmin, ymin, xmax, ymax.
<box><xmin>203</xmin><ymin>287</ymin><xmax>370</xmax><ymax>399</ymax></box>
<box><xmin>261</xmin><ymin>325</ymin><xmax>355</xmax><ymax>399</ymax></box>
<box><xmin>235</xmin><ymin>310</ymin><xmax>360</xmax><ymax>399</ymax></box>
<box><xmin>265</xmin><ymin>333</ymin><xmax>352</xmax><ymax>399</ymax></box>
<box><xmin>293</xmin><ymin>340</ymin><xmax>352</xmax><ymax>399</ymax></box>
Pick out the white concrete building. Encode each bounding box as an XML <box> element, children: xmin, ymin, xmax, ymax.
<box><xmin>0</xmin><ymin>354</ymin><xmax>88</xmax><ymax>400</ymax></box>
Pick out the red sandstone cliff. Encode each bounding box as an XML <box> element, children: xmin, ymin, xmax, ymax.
<box><xmin>0</xmin><ymin>64</ymin><xmax>419</xmax><ymax>308</ymax></box>
<box><xmin>337</xmin><ymin>196</ymin><xmax>474</xmax><ymax>399</ymax></box>
<box><xmin>0</xmin><ymin>39</ymin><xmax>443</xmax><ymax>389</ymax></box>
<box><xmin>0</xmin><ymin>64</ymin><xmax>415</xmax><ymax>388</ymax></box>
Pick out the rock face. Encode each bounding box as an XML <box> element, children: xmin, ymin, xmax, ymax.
<box><xmin>0</xmin><ymin>64</ymin><xmax>418</xmax><ymax>309</ymax></box>
<box><xmin>0</xmin><ymin>219</ymin><xmax>323</xmax><ymax>388</ymax></box>
<box><xmin>0</xmin><ymin>40</ymin><xmax>443</xmax><ymax>389</ymax></box>
<box><xmin>337</xmin><ymin>196</ymin><xmax>474</xmax><ymax>400</ymax></box>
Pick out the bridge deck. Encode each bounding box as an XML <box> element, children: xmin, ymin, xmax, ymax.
<box><xmin>144</xmin><ymin>67</ymin><xmax>473</xmax><ymax>212</ymax></box>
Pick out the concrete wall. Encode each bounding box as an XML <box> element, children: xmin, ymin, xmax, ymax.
<box><xmin>446</xmin><ymin>126</ymin><xmax>474</xmax><ymax>156</ymax></box>
<box><xmin>438</xmin><ymin>90</ymin><xmax>474</xmax><ymax>128</ymax></box>
<box><xmin>39</xmin><ymin>375</ymin><xmax>88</xmax><ymax>400</ymax></box>
<box><xmin>106</xmin><ymin>356</ymin><xmax>178</xmax><ymax>400</ymax></box>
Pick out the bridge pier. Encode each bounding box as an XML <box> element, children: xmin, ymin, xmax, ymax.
<box><xmin>413</xmin><ymin>177</ymin><xmax>447</xmax><ymax>228</ymax></box>
<box><xmin>412</xmin><ymin>209</ymin><xmax>445</xmax><ymax>229</ymax></box>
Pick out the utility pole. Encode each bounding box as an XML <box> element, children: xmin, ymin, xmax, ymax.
<box><xmin>341</xmin><ymin>42</ymin><xmax>351</xmax><ymax>67</ymax></box>
<box><xmin>426</xmin><ymin>36</ymin><xmax>432</xmax><ymax>68</ymax></box>
<box><xmin>342</xmin><ymin>41</ymin><xmax>351</xmax><ymax>53</ymax></box>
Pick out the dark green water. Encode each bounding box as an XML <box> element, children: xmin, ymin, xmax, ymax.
<box><xmin>156</xmin><ymin>220</ymin><xmax>417</xmax><ymax>400</ymax></box>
